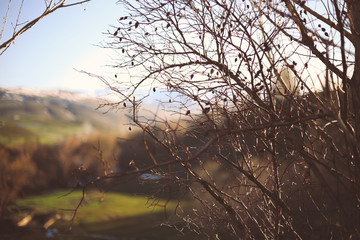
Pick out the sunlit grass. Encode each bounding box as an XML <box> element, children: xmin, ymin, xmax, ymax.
<box><xmin>15</xmin><ymin>189</ymin><xmax>177</xmax><ymax>225</ymax></box>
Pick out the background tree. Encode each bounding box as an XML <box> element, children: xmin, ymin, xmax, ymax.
<box><xmin>0</xmin><ymin>0</ymin><xmax>91</xmax><ymax>55</ymax></box>
<box><xmin>90</xmin><ymin>0</ymin><xmax>359</xmax><ymax>239</ymax></box>
<box><xmin>0</xmin><ymin>144</ymin><xmax>37</xmax><ymax>217</ymax></box>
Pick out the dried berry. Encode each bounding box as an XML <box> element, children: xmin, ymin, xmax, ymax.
<box><xmin>203</xmin><ymin>107</ymin><xmax>210</xmax><ymax>114</ymax></box>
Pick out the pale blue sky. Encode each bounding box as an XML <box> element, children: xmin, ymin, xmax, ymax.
<box><xmin>0</xmin><ymin>0</ymin><xmax>124</xmax><ymax>95</ymax></box>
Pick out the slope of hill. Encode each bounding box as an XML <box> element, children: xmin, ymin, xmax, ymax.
<box><xmin>0</xmin><ymin>87</ymin><xmax>126</xmax><ymax>145</ymax></box>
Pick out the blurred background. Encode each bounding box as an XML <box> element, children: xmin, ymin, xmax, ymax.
<box><xmin>0</xmin><ymin>1</ymin><xmax>190</xmax><ymax>239</ymax></box>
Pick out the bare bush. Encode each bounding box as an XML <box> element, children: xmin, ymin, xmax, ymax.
<box><xmin>0</xmin><ymin>145</ymin><xmax>36</xmax><ymax>217</ymax></box>
<box><xmin>81</xmin><ymin>0</ymin><xmax>360</xmax><ymax>239</ymax></box>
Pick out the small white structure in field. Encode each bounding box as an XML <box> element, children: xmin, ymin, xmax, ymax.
<box><xmin>275</xmin><ymin>67</ymin><xmax>299</xmax><ymax>97</ymax></box>
<box><xmin>138</xmin><ymin>173</ymin><xmax>163</xmax><ymax>181</ymax></box>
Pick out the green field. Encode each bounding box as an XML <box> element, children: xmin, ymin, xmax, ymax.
<box><xmin>15</xmin><ymin>189</ymin><xmax>177</xmax><ymax>225</ymax></box>
<box><xmin>8</xmin><ymin>189</ymin><xmax>195</xmax><ymax>240</ymax></box>
<box><xmin>0</xmin><ymin>120</ymin><xmax>85</xmax><ymax>145</ymax></box>
<box><xmin>0</xmin><ymin>96</ymin><xmax>124</xmax><ymax>146</ymax></box>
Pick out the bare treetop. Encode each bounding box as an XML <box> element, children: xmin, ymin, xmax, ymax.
<box><xmin>104</xmin><ymin>0</ymin><xmax>355</xmax><ymax>113</ymax></box>
<box><xmin>0</xmin><ymin>0</ymin><xmax>91</xmax><ymax>55</ymax></box>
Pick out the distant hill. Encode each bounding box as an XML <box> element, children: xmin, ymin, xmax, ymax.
<box><xmin>0</xmin><ymin>87</ymin><xmax>127</xmax><ymax>145</ymax></box>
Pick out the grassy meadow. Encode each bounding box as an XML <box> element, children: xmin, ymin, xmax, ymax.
<box><xmin>14</xmin><ymin>189</ymin><xmax>177</xmax><ymax>225</ymax></box>
<box><xmin>7</xmin><ymin>189</ymin><xmax>190</xmax><ymax>240</ymax></box>
<box><xmin>0</xmin><ymin>119</ymin><xmax>86</xmax><ymax>146</ymax></box>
